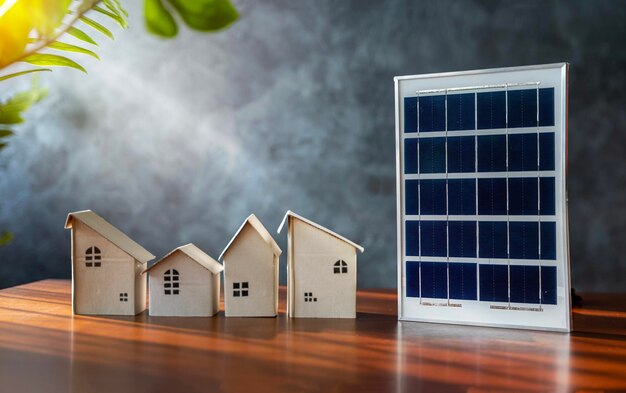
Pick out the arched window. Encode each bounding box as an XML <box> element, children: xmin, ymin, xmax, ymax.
<box><xmin>85</xmin><ymin>246</ymin><xmax>101</xmax><ymax>267</ymax></box>
<box><xmin>164</xmin><ymin>269</ymin><xmax>179</xmax><ymax>295</ymax></box>
<box><xmin>334</xmin><ymin>260</ymin><xmax>348</xmax><ymax>274</ymax></box>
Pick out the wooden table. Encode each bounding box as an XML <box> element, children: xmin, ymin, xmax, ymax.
<box><xmin>0</xmin><ymin>280</ymin><xmax>624</xmax><ymax>392</ymax></box>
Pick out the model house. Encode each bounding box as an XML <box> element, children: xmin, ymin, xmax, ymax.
<box><xmin>146</xmin><ymin>243</ymin><xmax>223</xmax><ymax>317</ymax></box>
<box><xmin>277</xmin><ymin>211</ymin><xmax>365</xmax><ymax>318</ymax></box>
<box><xmin>65</xmin><ymin>210</ymin><xmax>155</xmax><ymax>316</ymax></box>
<box><xmin>219</xmin><ymin>214</ymin><xmax>282</xmax><ymax>317</ymax></box>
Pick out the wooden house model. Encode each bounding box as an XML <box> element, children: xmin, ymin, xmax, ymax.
<box><xmin>145</xmin><ymin>243</ymin><xmax>223</xmax><ymax>317</ymax></box>
<box><xmin>277</xmin><ymin>211</ymin><xmax>364</xmax><ymax>318</ymax></box>
<box><xmin>219</xmin><ymin>214</ymin><xmax>282</xmax><ymax>317</ymax></box>
<box><xmin>65</xmin><ymin>210</ymin><xmax>155</xmax><ymax>316</ymax></box>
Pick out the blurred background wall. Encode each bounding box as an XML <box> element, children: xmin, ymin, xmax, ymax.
<box><xmin>0</xmin><ymin>0</ymin><xmax>625</xmax><ymax>290</ymax></box>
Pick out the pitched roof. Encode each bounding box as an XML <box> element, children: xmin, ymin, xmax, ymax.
<box><xmin>219</xmin><ymin>214</ymin><xmax>282</xmax><ymax>261</ymax></box>
<box><xmin>65</xmin><ymin>210</ymin><xmax>155</xmax><ymax>264</ymax></box>
<box><xmin>277</xmin><ymin>210</ymin><xmax>365</xmax><ymax>253</ymax></box>
<box><xmin>145</xmin><ymin>243</ymin><xmax>223</xmax><ymax>274</ymax></box>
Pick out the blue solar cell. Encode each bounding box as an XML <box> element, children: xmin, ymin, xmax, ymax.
<box><xmin>405</xmin><ymin>221</ymin><xmax>420</xmax><ymax>256</ymax></box>
<box><xmin>509</xmin><ymin>222</ymin><xmax>539</xmax><ymax>260</ymax></box>
<box><xmin>541</xmin><ymin>221</ymin><xmax>556</xmax><ymax>260</ymax></box>
<box><xmin>539</xmin><ymin>88</ymin><xmax>555</xmax><ymax>127</ymax></box>
<box><xmin>447</xmin><ymin>93</ymin><xmax>475</xmax><ymax>131</ymax></box>
<box><xmin>404</xmin><ymin>97</ymin><xmax>418</xmax><ymax>133</ymax></box>
<box><xmin>420</xmin><ymin>179</ymin><xmax>447</xmax><ymax>215</ymax></box>
<box><xmin>404</xmin><ymin>138</ymin><xmax>418</xmax><ymax>174</ymax></box>
<box><xmin>406</xmin><ymin>261</ymin><xmax>420</xmax><ymax>297</ymax></box>
<box><xmin>508</xmin><ymin>133</ymin><xmax>538</xmax><ymax>171</ymax></box>
<box><xmin>479</xmin><ymin>264</ymin><xmax>508</xmax><ymax>302</ymax></box>
<box><xmin>539</xmin><ymin>132</ymin><xmax>555</xmax><ymax>170</ymax></box>
<box><xmin>541</xmin><ymin>265</ymin><xmax>557</xmax><ymax>304</ymax></box>
<box><xmin>420</xmin><ymin>221</ymin><xmax>447</xmax><ymax>257</ymax></box>
<box><xmin>447</xmin><ymin>136</ymin><xmax>475</xmax><ymax>173</ymax></box>
<box><xmin>449</xmin><ymin>263</ymin><xmax>477</xmax><ymax>300</ymax></box>
<box><xmin>508</xmin><ymin>89</ymin><xmax>538</xmax><ymax>128</ymax></box>
<box><xmin>540</xmin><ymin>177</ymin><xmax>556</xmax><ymax>215</ymax></box>
<box><xmin>477</xmin><ymin>91</ymin><xmax>506</xmax><ymax>129</ymax></box>
<box><xmin>508</xmin><ymin>177</ymin><xmax>538</xmax><ymax>215</ymax></box>
<box><xmin>477</xmin><ymin>135</ymin><xmax>507</xmax><ymax>172</ymax></box>
<box><xmin>420</xmin><ymin>262</ymin><xmax>448</xmax><ymax>299</ymax></box>
<box><xmin>405</xmin><ymin>179</ymin><xmax>419</xmax><ymax>215</ymax></box>
<box><xmin>419</xmin><ymin>95</ymin><xmax>446</xmax><ymax>132</ymax></box>
<box><xmin>479</xmin><ymin>222</ymin><xmax>508</xmax><ymax>258</ymax></box>
<box><xmin>447</xmin><ymin>178</ymin><xmax>476</xmax><ymax>215</ymax></box>
<box><xmin>478</xmin><ymin>178</ymin><xmax>507</xmax><ymax>215</ymax></box>
<box><xmin>419</xmin><ymin>137</ymin><xmax>446</xmax><ymax>173</ymax></box>
<box><xmin>510</xmin><ymin>265</ymin><xmax>540</xmax><ymax>303</ymax></box>
<box><xmin>448</xmin><ymin>221</ymin><xmax>477</xmax><ymax>258</ymax></box>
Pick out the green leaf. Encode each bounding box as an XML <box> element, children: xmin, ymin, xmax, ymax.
<box><xmin>0</xmin><ymin>130</ymin><xmax>14</xmax><ymax>138</ymax></box>
<box><xmin>0</xmin><ymin>69</ymin><xmax>52</xmax><ymax>82</ymax></box>
<box><xmin>80</xmin><ymin>16</ymin><xmax>114</xmax><ymax>40</ymax></box>
<box><xmin>0</xmin><ymin>81</ymin><xmax>48</xmax><ymax>125</ymax></box>
<box><xmin>104</xmin><ymin>0</ymin><xmax>129</xmax><ymax>17</ymax></box>
<box><xmin>145</xmin><ymin>0</ymin><xmax>178</xmax><ymax>38</ymax></box>
<box><xmin>93</xmin><ymin>5</ymin><xmax>128</xmax><ymax>29</ymax></box>
<box><xmin>22</xmin><ymin>54</ymin><xmax>87</xmax><ymax>73</ymax></box>
<box><xmin>0</xmin><ymin>231</ymin><xmax>14</xmax><ymax>246</ymax></box>
<box><xmin>67</xmin><ymin>26</ymin><xmax>99</xmax><ymax>46</ymax></box>
<box><xmin>166</xmin><ymin>0</ymin><xmax>238</xmax><ymax>32</ymax></box>
<box><xmin>48</xmin><ymin>41</ymin><xmax>100</xmax><ymax>60</ymax></box>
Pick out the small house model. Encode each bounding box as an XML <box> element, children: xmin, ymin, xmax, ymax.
<box><xmin>145</xmin><ymin>243</ymin><xmax>223</xmax><ymax>317</ymax></box>
<box><xmin>219</xmin><ymin>214</ymin><xmax>282</xmax><ymax>317</ymax></box>
<box><xmin>277</xmin><ymin>211</ymin><xmax>364</xmax><ymax>318</ymax></box>
<box><xmin>65</xmin><ymin>210</ymin><xmax>155</xmax><ymax>316</ymax></box>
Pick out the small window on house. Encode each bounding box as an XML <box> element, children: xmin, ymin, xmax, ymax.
<box><xmin>233</xmin><ymin>282</ymin><xmax>249</xmax><ymax>297</ymax></box>
<box><xmin>85</xmin><ymin>247</ymin><xmax>102</xmax><ymax>267</ymax></box>
<box><xmin>119</xmin><ymin>293</ymin><xmax>128</xmax><ymax>302</ymax></box>
<box><xmin>304</xmin><ymin>292</ymin><xmax>317</xmax><ymax>302</ymax></box>
<box><xmin>164</xmin><ymin>269</ymin><xmax>179</xmax><ymax>295</ymax></box>
<box><xmin>334</xmin><ymin>260</ymin><xmax>348</xmax><ymax>274</ymax></box>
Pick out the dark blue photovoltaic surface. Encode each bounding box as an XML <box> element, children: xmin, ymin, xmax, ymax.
<box><xmin>509</xmin><ymin>222</ymin><xmax>540</xmax><ymax>259</ymax></box>
<box><xmin>404</xmin><ymin>97</ymin><xmax>418</xmax><ymax>133</ymax></box>
<box><xmin>510</xmin><ymin>265</ymin><xmax>540</xmax><ymax>303</ymax></box>
<box><xmin>508</xmin><ymin>89</ymin><xmax>538</xmax><ymax>128</ymax></box>
<box><xmin>447</xmin><ymin>136</ymin><xmax>475</xmax><ymax>173</ymax></box>
<box><xmin>447</xmin><ymin>179</ymin><xmax>476</xmax><ymax>215</ymax></box>
<box><xmin>479</xmin><ymin>221</ymin><xmax>508</xmax><ymax>258</ymax></box>
<box><xmin>448</xmin><ymin>221</ymin><xmax>476</xmax><ymax>258</ymax></box>
<box><xmin>539</xmin><ymin>132</ymin><xmax>555</xmax><ymax>170</ymax></box>
<box><xmin>420</xmin><ymin>221</ymin><xmax>447</xmax><ymax>257</ymax></box>
<box><xmin>420</xmin><ymin>179</ymin><xmax>446</xmax><ymax>215</ymax></box>
<box><xmin>405</xmin><ymin>179</ymin><xmax>419</xmax><ymax>215</ymax></box>
<box><xmin>539</xmin><ymin>88</ymin><xmax>555</xmax><ymax>127</ymax></box>
<box><xmin>478</xmin><ymin>178</ymin><xmax>507</xmax><ymax>215</ymax></box>
<box><xmin>540</xmin><ymin>177</ymin><xmax>556</xmax><ymax>215</ymax></box>
<box><xmin>404</xmin><ymin>138</ymin><xmax>418</xmax><ymax>174</ymax></box>
<box><xmin>449</xmin><ymin>263</ymin><xmax>477</xmax><ymax>300</ymax></box>
<box><xmin>406</xmin><ymin>221</ymin><xmax>420</xmax><ymax>256</ymax></box>
<box><xmin>477</xmin><ymin>135</ymin><xmax>507</xmax><ymax>172</ymax></box>
<box><xmin>447</xmin><ymin>93</ymin><xmax>475</xmax><ymax>131</ymax></box>
<box><xmin>406</xmin><ymin>261</ymin><xmax>420</xmax><ymax>297</ymax></box>
<box><xmin>508</xmin><ymin>133</ymin><xmax>538</xmax><ymax>171</ymax></box>
<box><xmin>420</xmin><ymin>262</ymin><xmax>448</xmax><ymax>299</ymax></box>
<box><xmin>541</xmin><ymin>266</ymin><xmax>557</xmax><ymax>304</ymax></box>
<box><xmin>541</xmin><ymin>221</ymin><xmax>557</xmax><ymax>260</ymax></box>
<box><xmin>479</xmin><ymin>264</ymin><xmax>509</xmax><ymax>302</ymax></box>
<box><xmin>419</xmin><ymin>95</ymin><xmax>446</xmax><ymax>132</ymax></box>
<box><xmin>419</xmin><ymin>137</ymin><xmax>446</xmax><ymax>173</ymax></box>
<box><xmin>477</xmin><ymin>91</ymin><xmax>506</xmax><ymax>129</ymax></box>
<box><xmin>509</xmin><ymin>177</ymin><xmax>538</xmax><ymax>215</ymax></box>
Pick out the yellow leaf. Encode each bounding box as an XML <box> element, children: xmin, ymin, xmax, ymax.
<box><xmin>0</xmin><ymin>0</ymin><xmax>33</xmax><ymax>68</ymax></box>
<box><xmin>23</xmin><ymin>0</ymin><xmax>72</xmax><ymax>37</ymax></box>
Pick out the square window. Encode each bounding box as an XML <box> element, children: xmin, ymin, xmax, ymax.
<box><xmin>477</xmin><ymin>135</ymin><xmax>507</xmax><ymax>172</ymax></box>
<box><xmin>233</xmin><ymin>282</ymin><xmax>240</xmax><ymax>289</ymax></box>
<box><xmin>538</xmin><ymin>88</ymin><xmax>555</xmax><ymax>127</ymax></box>
<box><xmin>477</xmin><ymin>91</ymin><xmax>506</xmax><ymax>129</ymax></box>
<box><xmin>405</xmin><ymin>179</ymin><xmax>419</xmax><ymax>215</ymax></box>
<box><xmin>420</xmin><ymin>221</ymin><xmax>447</xmax><ymax>257</ymax></box>
<box><xmin>94</xmin><ymin>262</ymin><xmax>101</xmax><ymax>267</ymax></box>
<box><xmin>173</xmin><ymin>290</ymin><xmax>179</xmax><ymax>295</ymax></box>
<box><xmin>508</xmin><ymin>178</ymin><xmax>538</xmax><ymax>215</ymax></box>
<box><xmin>406</xmin><ymin>261</ymin><xmax>420</xmax><ymax>298</ymax></box>
<box><xmin>419</xmin><ymin>179</ymin><xmax>446</xmax><ymax>215</ymax></box>
<box><xmin>510</xmin><ymin>265</ymin><xmax>540</xmax><ymax>304</ymax></box>
<box><xmin>539</xmin><ymin>132</ymin><xmax>555</xmax><ymax>170</ymax></box>
<box><xmin>478</xmin><ymin>178</ymin><xmax>507</xmax><ymax>215</ymax></box>
<box><xmin>313</xmin><ymin>298</ymin><xmax>317</xmax><ymax>302</ymax></box>
<box><xmin>164</xmin><ymin>276</ymin><xmax>171</xmax><ymax>281</ymax></box>
<box><xmin>172</xmin><ymin>282</ymin><xmax>179</xmax><ymax>288</ymax></box>
<box><xmin>479</xmin><ymin>221</ymin><xmax>508</xmax><ymax>259</ymax></box>
<box><xmin>447</xmin><ymin>136</ymin><xmax>475</xmax><ymax>173</ymax></box>
<box><xmin>405</xmin><ymin>221</ymin><xmax>420</xmax><ymax>256</ymax></box>
<box><xmin>420</xmin><ymin>262</ymin><xmax>447</xmax><ymax>299</ymax></box>
<box><xmin>507</xmin><ymin>89</ymin><xmax>538</xmax><ymax>128</ymax></box>
<box><xmin>419</xmin><ymin>137</ymin><xmax>446</xmax><ymax>174</ymax></box>
<box><xmin>447</xmin><ymin>179</ymin><xmax>476</xmax><ymax>215</ymax></box>
<box><xmin>419</xmin><ymin>95</ymin><xmax>446</xmax><ymax>132</ymax></box>
<box><xmin>447</xmin><ymin>93</ymin><xmax>475</xmax><ymax>131</ymax></box>
<box><xmin>164</xmin><ymin>283</ymin><xmax>171</xmax><ymax>289</ymax></box>
<box><xmin>404</xmin><ymin>138</ymin><xmax>418</xmax><ymax>174</ymax></box>
<box><xmin>242</xmin><ymin>290</ymin><xmax>248</xmax><ymax>297</ymax></box>
<box><xmin>508</xmin><ymin>133</ymin><xmax>538</xmax><ymax>171</ymax></box>
<box><xmin>509</xmin><ymin>222</ymin><xmax>539</xmax><ymax>259</ymax></box>
<box><xmin>449</xmin><ymin>263</ymin><xmax>477</xmax><ymax>300</ymax></box>
<box><xmin>234</xmin><ymin>291</ymin><xmax>240</xmax><ymax>297</ymax></box>
<box><xmin>334</xmin><ymin>267</ymin><xmax>341</xmax><ymax>274</ymax></box>
<box><xmin>479</xmin><ymin>264</ymin><xmax>509</xmax><ymax>302</ymax></box>
<box><xmin>540</xmin><ymin>177</ymin><xmax>556</xmax><ymax>215</ymax></box>
<box><xmin>404</xmin><ymin>97</ymin><xmax>418</xmax><ymax>133</ymax></box>
<box><xmin>86</xmin><ymin>262</ymin><xmax>93</xmax><ymax>267</ymax></box>
<box><xmin>341</xmin><ymin>267</ymin><xmax>347</xmax><ymax>274</ymax></box>
<box><xmin>541</xmin><ymin>266</ymin><xmax>557</xmax><ymax>304</ymax></box>
<box><xmin>242</xmin><ymin>282</ymin><xmax>249</xmax><ymax>289</ymax></box>
<box><xmin>165</xmin><ymin>290</ymin><xmax>171</xmax><ymax>295</ymax></box>
<box><xmin>541</xmin><ymin>221</ymin><xmax>556</xmax><ymax>260</ymax></box>
<box><xmin>448</xmin><ymin>221</ymin><xmax>476</xmax><ymax>258</ymax></box>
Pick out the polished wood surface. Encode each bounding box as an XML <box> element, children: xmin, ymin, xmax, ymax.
<box><xmin>0</xmin><ymin>280</ymin><xmax>624</xmax><ymax>392</ymax></box>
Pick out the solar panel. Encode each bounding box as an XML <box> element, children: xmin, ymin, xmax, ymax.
<box><xmin>394</xmin><ymin>64</ymin><xmax>570</xmax><ymax>331</ymax></box>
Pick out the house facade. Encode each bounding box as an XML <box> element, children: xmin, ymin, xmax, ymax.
<box><xmin>278</xmin><ymin>211</ymin><xmax>364</xmax><ymax>319</ymax></box>
<box><xmin>147</xmin><ymin>243</ymin><xmax>223</xmax><ymax>317</ymax></box>
<box><xmin>65</xmin><ymin>210</ymin><xmax>155</xmax><ymax>316</ymax></box>
<box><xmin>220</xmin><ymin>214</ymin><xmax>281</xmax><ymax>317</ymax></box>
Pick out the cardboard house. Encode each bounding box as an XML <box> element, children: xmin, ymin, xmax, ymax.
<box><xmin>277</xmin><ymin>211</ymin><xmax>365</xmax><ymax>319</ymax></box>
<box><xmin>146</xmin><ymin>243</ymin><xmax>223</xmax><ymax>317</ymax></box>
<box><xmin>65</xmin><ymin>210</ymin><xmax>155</xmax><ymax>316</ymax></box>
<box><xmin>219</xmin><ymin>214</ymin><xmax>282</xmax><ymax>317</ymax></box>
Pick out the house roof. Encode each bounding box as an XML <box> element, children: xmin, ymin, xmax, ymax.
<box><xmin>219</xmin><ymin>214</ymin><xmax>282</xmax><ymax>261</ymax></box>
<box><xmin>277</xmin><ymin>210</ymin><xmax>365</xmax><ymax>253</ymax></box>
<box><xmin>65</xmin><ymin>210</ymin><xmax>155</xmax><ymax>264</ymax></box>
<box><xmin>145</xmin><ymin>243</ymin><xmax>223</xmax><ymax>275</ymax></box>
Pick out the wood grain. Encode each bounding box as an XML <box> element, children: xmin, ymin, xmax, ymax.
<box><xmin>0</xmin><ymin>280</ymin><xmax>624</xmax><ymax>392</ymax></box>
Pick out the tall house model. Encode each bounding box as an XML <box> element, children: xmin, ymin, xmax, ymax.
<box><xmin>278</xmin><ymin>211</ymin><xmax>365</xmax><ymax>318</ymax></box>
<box><xmin>146</xmin><ymin>243</ymin><xmax>223</xmax><ymax>317</ymax></box>
<box><xmin>65</xmin><ymin>210</ymin><xmax>155</xmax><ymax>315</ymax></box>
<box><xmin>220</xmin><ymin>214</ymin><xmax>282</xmax><ymax>317</ymax></box>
